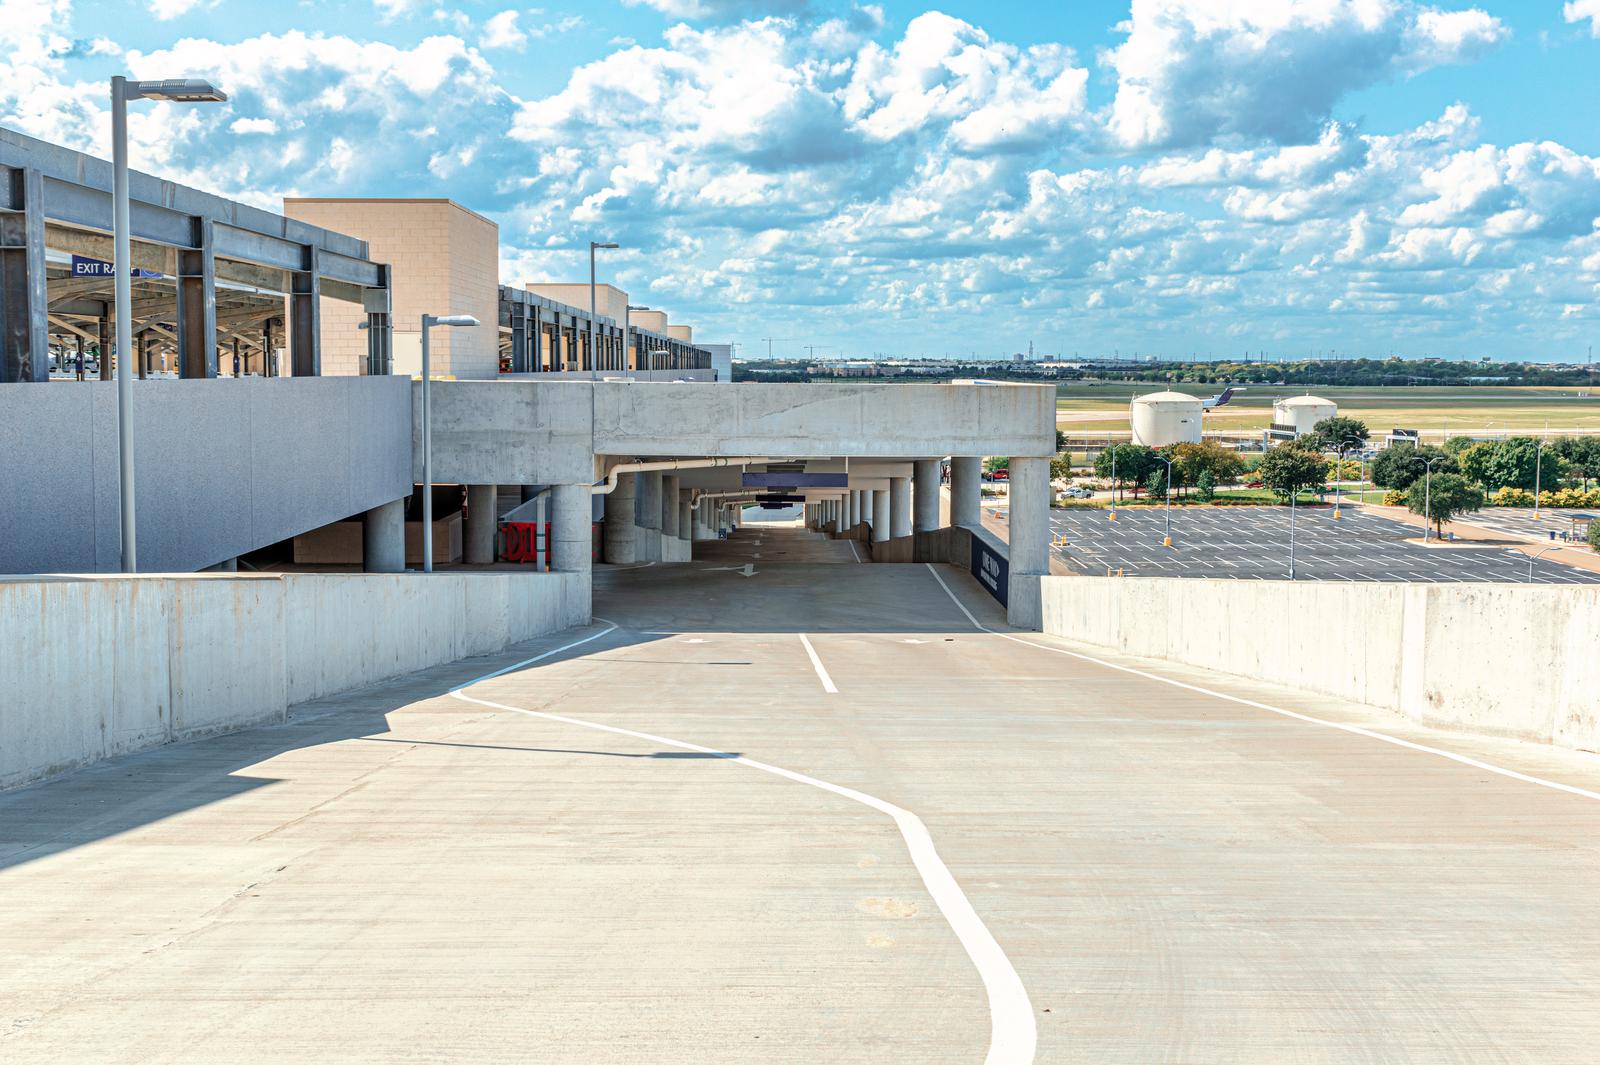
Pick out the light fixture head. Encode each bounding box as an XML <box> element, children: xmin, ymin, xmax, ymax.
<box><xmin>130</xmin><ymin>79</ymin><xmax>227</xmax><ymax>102</ymax></box>
<box><xmin>427</xmin><ymin>314</ymin><xmax>480</xmax><ymax>327</ymax></box>
<box><xmin>627</xmin><ymin>304</ymin><xmax>650</xmax><ymax>311</ymax></box>
<box><xmin>592</xmin><ymin>241</ymin><xmax>620</xmax><ymax>250</ymax></box>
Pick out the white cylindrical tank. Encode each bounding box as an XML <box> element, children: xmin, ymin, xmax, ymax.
<box><xmin>1129</xmin><ymin>391</ymin><xmax>1203</xmax><ymax>447</ymax></box>
<box><xmin>1273</xmin><ymin>395</ymin><xmax>1337</xmax><ymax>435</ymax></box>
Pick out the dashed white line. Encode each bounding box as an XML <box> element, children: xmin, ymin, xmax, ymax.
<box><xmin>448</xmin><ymin>618</ymin><xmax>1037</xmax><ymax>1064</ymax></box>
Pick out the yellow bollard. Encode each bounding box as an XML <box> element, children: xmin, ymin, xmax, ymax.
<box><xmin>1162</xmin><ymin>535</ymin><xmax>1172</xmax><ymax>547</ymax></box>
<box><xmin>1332</xmin><ymin>507</ymin><xmax>1341</xmax><ymax>519</ymax></box>
<box><xmin>1108</xmin><ymin>510</ymin><xmax>1117</xmax><ymax>522</ymax></box>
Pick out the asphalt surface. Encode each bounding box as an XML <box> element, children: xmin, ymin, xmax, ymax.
<box><xmin>4</xmin><ymin>528</ymin><xmax>1600</xmax><ymax>1062</ymax></box>
<box><xmin>1453</xmin><ymin>505</ymin><xmax>1598</xmax><ymax>542</ymax></box>
<box><xmin>1049</xmin><ymin>504</ymin><xmax>1600</xmax><ymax>583</ymax></box>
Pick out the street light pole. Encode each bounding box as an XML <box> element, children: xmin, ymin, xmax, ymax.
<box><xmin>418</xmin><ymin>313</ymin><xmax>480</xmax><ymax>573</ymax></box>
<box><xmin>1421</xmin><ymin>455</ymin><xmax>1443</xmax><ymax>543</ymax></box>
<box><xmin>1528</xmin><ymin>544</ymin><xmax>1560</xmax><ymax>583</ymax></box>
<box><xmin>1533</xmin><ymin>438</ymin><xmax>1544</xmax><ymax>519</ymax></box>
<box><xmin>588</xmin><ymin>241</ymin><xmax>618</xmax><ymax>380</ymax></box>
<box><xmin>1160</xmin><ymin>455</ymin><xmax>1174</xmax><ymax>547</ymax></box>
<box><xmin>1289</xmin><ymin>485</ymin><xmax>1297</xmax><ymax>580</ymax></box>
<box><xmin>1108</xmin><ymin>446</ymin><xmax>1117</xmax><ymax>522</ymax></box>
<box><xmin>110</xmin><ymin>75</ymin><xmax>226</xmax><ymax>573</ymax></box>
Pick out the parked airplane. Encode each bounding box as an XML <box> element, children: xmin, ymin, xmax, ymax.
<box><xmin>1202</xmin><ymin>386</ymin><xmax>1244</xmax><ymax>410</ymax></box>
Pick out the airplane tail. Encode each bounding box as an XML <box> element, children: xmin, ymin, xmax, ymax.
<box><xmin>1203</xmin><ymin>386</ymin><xmax>1241</xmax><ymax>410</ymax></box>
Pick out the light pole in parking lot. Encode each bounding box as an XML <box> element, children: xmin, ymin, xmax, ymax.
<box><xmin>1288</xmin><ymin>486</ymin><xmax>1297</xmax><ymax>580</ymax></box>
<box><xmin>419</xmin><ymin>313</ymin><xmax>480</xmax><ymax>573</ymax></box>
<box><xmin>111</xmin><ymin>76</ymin><xmax>228</xmax><ymax>572</ymax></box>
<box><xmin>1528</xmin><ymin>544</ymin><xmax>1561</xmax><ymax>583</ymax></box>
<box><xmin>1159</xmin><ymin>455</ymin><xmax>1174</xmax><ymax>547</ymax></box>
<box><xmin>1532</xmin><ymin>438</ymin><xmax>1545</xmax><ymax>519</ymax></box>
<box><xmin>1108</xmin><ymin>446</ymin><xmax>1118</xmax><ymax>522</ymax></box>
<box><xmin>1331</xmin><ymin>437</ymin><xmax>1364</xmax><ymax>519</ymax></box>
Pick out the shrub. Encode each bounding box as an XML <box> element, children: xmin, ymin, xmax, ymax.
<box><xmin>1589</xmin><ymin>519</ymin><xmax>1600</xmax><ymax>552</ymax></box>
<box><xmin>1382</xmin><ymin>491</ymin><xmax>1408</xmax><ymax>506</ymax></box>
<box><xmin>1492</xmin><ymin>486</ymin><xmax>1535</xmax><ymax>507</ymax></box>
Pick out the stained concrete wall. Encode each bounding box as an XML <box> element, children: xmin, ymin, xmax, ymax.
<box><xmin>0</xmin><ymin>377</ymin><xmax>412</xmax><ymax>574</ymax></box>
<box><xmin>1</xmin><ymin>571</ymin><xmax>589</xmax><ymax>791</ymax></box>
<box><xmin>1040</xmin><ymin>577</ymin><xmax>1600</xmax><ymax>752</ymax></box>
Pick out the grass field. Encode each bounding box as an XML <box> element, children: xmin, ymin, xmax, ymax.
<box><xmin>1057</xmin><ymin>382</ymin><xmax>1600</xmax><ymax>433</ymax></box>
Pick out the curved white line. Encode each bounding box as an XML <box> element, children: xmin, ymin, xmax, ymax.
<box><xmin>923</xmin><ymin>564</ymin><xmax>1600</xmax><ymax>804</ymax></box>
<box><xmin>448</xmin><ymin>617</ymin><xmax>1036</xmax><ymax>1064</ymax></box>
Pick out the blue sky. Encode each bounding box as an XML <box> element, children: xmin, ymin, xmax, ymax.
<box><xmin>4</xmin><ymin>0</ymin><xmax>1599</xmax><ymax>361</ymax></box>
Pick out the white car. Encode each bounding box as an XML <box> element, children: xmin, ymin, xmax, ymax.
<box><xmin>1059</xmin><ymin>486</ymin><xmax>1094</xmax><ymax>499</ymax></box>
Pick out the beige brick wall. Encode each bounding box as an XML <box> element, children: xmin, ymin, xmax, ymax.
<box><xmin>634</xmin><ymin>309</ymin><xmax>669</xmax><ymax>334</ymax></box>
<box><xmin>667</xmin><ymin>324</ymin><xmax>693</xmax><ymax>342</ymax></box>
<box><xmin>283</xmin><ymin>199</ymin><xmax>500</xmax><ymax>380</ymax></box>
<box><xmin>523</xmin><ymin>282</ymin><xmax>630</xmax><ymax>324</ymax></box>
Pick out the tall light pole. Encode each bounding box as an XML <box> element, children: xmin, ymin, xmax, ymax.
<box><xmin>111</xmin><ymin>76</ymin><xmax>227</xmax><ymax>572</ymax></box>
<box><xmin>1107</xmin><ymin>445</ymin><xmax>1118</xmax><ymax>522</ymax></box>
<box><xmin>1331</xmin><ymin>437</ymin><xmax>1363</xmax><ymax>519</ymax></box>
<box><xmin>1288</xmin><ymin>481</ymin><xmax>1298</xmax><ymax>580</ymax></box>
<box><xmin>1532</xmin><ymin>437</ymin><xmax>1545</xmax><ymax>519</ymax></box>
<box><xmin>588</xmin><ymin>240</ymin><xmax>618</xmax><ymax>380</ymax></box>
<box><xmin>1159</xmin><ymin>455</ymin><xmax>1174</xmax><ymax>547</ymax></box>
<box><xmin>419</xmin><ymin>313</ymin><xmax>480</xmax><ymax>572</ymax></box>
<box><xmin>1528</xmin><ymin>544</ymin><xmax>1561</xmax><ymax>583</ymax></box>
<box><xmin>625</xmin><ymin>304</ymin><xmax>648</xmax><ymax>371</ymax></box>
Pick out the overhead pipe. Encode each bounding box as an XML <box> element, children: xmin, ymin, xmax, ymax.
<box><xmin>592</xmin><ymin>457</ymin><xmax>775</xmax><ymax>494</ymax></box>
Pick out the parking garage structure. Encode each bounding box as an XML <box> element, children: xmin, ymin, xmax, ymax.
<box><xmin>0</xmin><ymin>127</ymin><xmax>410</xmax><ymax>575</ymax></box>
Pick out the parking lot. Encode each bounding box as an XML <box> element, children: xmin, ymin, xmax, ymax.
<box><xmin>1046</xmin><ymin>504</ymin><xmax>1600</xmax><ymax>583</ymax></box>
<box><xmin>1453</xmin><ymin>506</ymin><xmax>1597</xmax><ymax>543</ymax></box>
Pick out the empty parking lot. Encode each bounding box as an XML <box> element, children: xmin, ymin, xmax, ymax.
<box><xmin>1047</xmin><ymin>505</ymin><xmax>1600</xmax><ymax>583</ymax></box>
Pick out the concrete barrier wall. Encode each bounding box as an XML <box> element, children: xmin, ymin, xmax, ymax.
<box><xmin>2</xmin><ymin>571</ymin><xmax>589</xmax><ymax>790</ymax></box>
<box><xmin>0</xmin><ymin>376</ymin><xmax>412</xmax><ymax>574</ymax></box>
<box><xmin>1040</xmin><ymin>577</ymin><xmax>1600</xmax><ymax>751</ymax></box>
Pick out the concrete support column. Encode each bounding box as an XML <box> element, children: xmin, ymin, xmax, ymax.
<box><xmin>870</xmin><ymin>489</ymin><xmax>890</xmax><ymax>543</ymax></box>
<box><xmin>661</xmin><ymin>475</ymin><xmax>680</xmax><ymax>538</ymax></box>
<box><xmin>848</xmin><ymin>490</ymin><xmax>860</xmax><ymax>528</ymax></box>
<box><xmin>550</xmin><ymin>483</ymin><xmax>592</xmax><ymax>575</ymax></box>
<box><xmin>678</xmin><ymin>494</ymin><xmax>692</xmax><ymax>547</ymax></box>
<box><xmin>950</xmin><ymin>456</ymin><xmax>981</xmax><ymax>528</ymax></box>
<box><xmin>861</xmin><ymin>489</ymin><xmax>874</xmax><ymax>529</ymax></box>
<box><xmin>637</xmin><ymin>471</ymin><xmax>663</xmax><ymax>561</ymax></box>
<box><xmin>1007</xmin><ymin>456</ymin><xmax>1051</xmax><ymax>630</ymax></box>
<box><xmin>465</xmin><ymin>484</ymin><xmax>497</xmax><ymax>565</ymax></box>
<box><xmin>913</xmin><ymin>459</ymin><xmax>942</xmax><ymax>532</ymax></box>
<box><xmin>833</xmin><ymin>498</ymin><xmax>847</xmax><ymax>535</ymax></box>
<box><xmin>889</xmin><ymin>476</ymin><xmax>912</xmax><ymax>539</ymax></box>
<box><xmin>362</xmin><ymin>498</ymin><xmax>405</xmax><ymax>573</ymax></box>
<box><xmin>603</xmin><ymin>472</ymin><xmax>638</xmax><ymax>564</ymax></box>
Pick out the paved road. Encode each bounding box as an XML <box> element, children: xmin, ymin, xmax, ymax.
<box><xmin>1049</xmin><ymin>505</ymin><xmax>1600</xmax><ymax>583</ymax></box>
<box><xmin>4</xmin><ymin>530</ymin><xmax>1599</xmax><ymax>1062</ymax></box>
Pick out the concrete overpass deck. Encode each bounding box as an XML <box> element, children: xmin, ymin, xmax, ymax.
<box><xmin>3</xmin><ymin>553</ymin><xmax>1598</xmax><ymax>1063</ymax></box>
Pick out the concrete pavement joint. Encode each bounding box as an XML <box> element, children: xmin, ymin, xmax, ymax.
<box><xmin>448</xmin><ymin>616</ymin><xmax>1037</xmax><ymax>1065</ymax></box>
<box><xmin>923</xmin><ymin>564</ymin><xmax>1600</xmax><ymax>804</ymax></box>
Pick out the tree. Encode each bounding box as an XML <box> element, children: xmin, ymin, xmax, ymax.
<box><xmin>1144</xmin><ymin>467</ymin><xmax>1168</xmax><ymax>500</ymax></box>
<box><xmin>1092</xmin><ymin>443</ymin><xmax>1158</xmax><ymax>499</ymax></box>
<box><xmin>1306</xmin><ymin>415</ymin><xmax>1369</xmax><ymax>451</ymax></box>
<box><xmin>1258</xmin><ymin>441</ymin><xmax>1327</xmax><ymax>501</ymax></box>
<box><xmin>1443</xmin><ymin>435</ymin><xmax>1476</xmax><ymax>456</ymax></box>
<box><xmin>1195</xmin><ymin>469</ymin><xmax>1216</xmax><ymax>502</ymax></box>
<box><xmin>1458</xmin><ymin>437</ymin><xmax>1559</xmax><ymax>492</ymax></box>
<box><xmin>1172</xmin><ymin>440</ymin><xmax>1245</xmax><ymax>492</ymax></box>
<box><xmin>1371</xmin><ymin>444</ymin><xmax>1456</xmax><ymax>490</ymax></box>
<box><xmin>1551</xmin><ymin>436</ymin><xmax>1600</xmax><ymax>490</ymax></box>
<box><xmin>1406</xmin><ymin>472</ymin><xmax>1485</xmax><ymax>537</ymax></box>
<box><xmin>1055</xmin><ymin>428</ymin><xmax>1067</xmax><ymax>453</ymax></box>
<box><xmin>984</xmin><ymin>456</ymin><xmax>1009</xmax><ymax>474</ymax></box>
<box><xmin>1589</xmin><ymin>517</ymin><xmax>1600</xmax><ymax>553</ymax></box>
<box><xmin>1049</xmin><ymin>455</ymin><xmax>1073</xmax><ymax>482</ymax></box>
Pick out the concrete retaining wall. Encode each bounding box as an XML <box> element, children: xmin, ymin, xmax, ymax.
<box><xmin>2</xmin><ymin>570</ymin><xmax>589</xmax><ymax>790</ymax></box>
<box><xmin>1040</xmin><ymin>577</ymin><xmax>1600</xmax><ymax>751</ymax></box>
<box><xmin>0</xmin><ymin>376</ymin><xmax>412</xmax><ymax>574</ymax></box>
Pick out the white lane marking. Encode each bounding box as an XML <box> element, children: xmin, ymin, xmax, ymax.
<box><xmin>798</xmin><ymin>632</ymin><xmax>840</xmax><ymax>694</ymax></box>
<box><xmin>848</xmin><ymin>538</ymin><xmax>862</xmax><ymax>564</ymax></box>
<box><xmin>923</xmin><ymin>564</ymin><xmax>1600</xmax><ymax>804</ymax></box>
<box><xmin>448</xmin><ymin>617</ymin><xmax>1036</xmax><ymax>1065</ymax></box>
